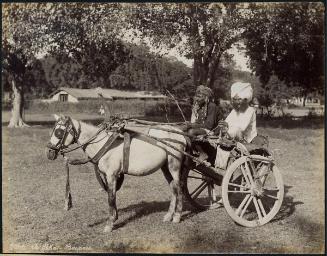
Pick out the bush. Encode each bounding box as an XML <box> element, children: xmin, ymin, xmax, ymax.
<box><xmin>145</xmin><ymin>101</ymin><xmax>192</xmax><ymax>119</ymax></box>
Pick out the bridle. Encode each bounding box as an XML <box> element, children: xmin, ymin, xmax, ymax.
<box><xmin>47</xmin><ymin>116</ymin><xmax>81</xmax><ymax>154</ymax></box>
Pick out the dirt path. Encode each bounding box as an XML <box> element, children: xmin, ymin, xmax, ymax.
<box><xmin>2</xmin><ymin>126</ymin><xmax>324</xmax><ymax>253</ymax></box>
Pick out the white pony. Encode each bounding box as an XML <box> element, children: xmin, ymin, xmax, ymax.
<box><xmin>47</xmin><ymin>114</ymin><xmax>187</xmax><ymax>232</ymax></box>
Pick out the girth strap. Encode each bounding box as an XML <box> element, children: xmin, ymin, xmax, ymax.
<box><xmin>123</xmin><ymin>132</ymin><xmax>131</xmax><ymax>173</ymax></box>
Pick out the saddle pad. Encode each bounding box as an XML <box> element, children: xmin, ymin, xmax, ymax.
<box><xmin>124</xmin><ymin>124</ymin><xmax>150</xmax><ymax>135</ymax></box>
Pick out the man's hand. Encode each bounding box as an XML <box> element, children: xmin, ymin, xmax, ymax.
<box><xmin>213</xmin><ymin>120</ymin><xmax>228</xmax><ymax>135</ymax></box>
<box><xmin>218</xmin><ymin>120</ymin><xmax>228</xmax><ymax>128</ymax></box>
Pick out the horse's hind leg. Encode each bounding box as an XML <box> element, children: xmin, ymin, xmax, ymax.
<box><xmin>170</xmin><ymin>157</ymin><xmax>183</xmax><ymax>223</ymax></box>
<box><xmin>104</xmin><ymin>174</ymin><xmax>118</xmax><ymax>233</ymax></box>
<box><xmin>161</xmin><ymin>162</ymin><xmax>175</xmax><ymax>222</ymax></box>
<box><xmin>161</xmin><ymin>158</ymin><xmax>183</xmax><ymax>223</ymax></box>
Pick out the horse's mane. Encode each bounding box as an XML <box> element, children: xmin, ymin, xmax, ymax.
<box><xmin>75</xmin><ymin>119</ymin><xmax>101</xmax><ymax>138</ymax></box>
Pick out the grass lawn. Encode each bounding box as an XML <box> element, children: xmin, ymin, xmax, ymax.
<box><xmin>2</xmin><ymin>118</ymin><xmax>324</xmax><ymax>253</ymax></box>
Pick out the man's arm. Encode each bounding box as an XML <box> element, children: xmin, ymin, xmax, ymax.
<box><xmin>204</xmin><ymin>103</ymin><xmax>218</xmax><ymax>130</ymax></box>
<box><xmin>238</xmin><ymin>107</ymin><xmax>256</xmax><ymax>132</ymax></box>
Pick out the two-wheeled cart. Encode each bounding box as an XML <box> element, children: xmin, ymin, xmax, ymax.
<box><xmin>181</xmin><ymin>135</ymin><xmax>284</xmax><ymax>227</ymax></box>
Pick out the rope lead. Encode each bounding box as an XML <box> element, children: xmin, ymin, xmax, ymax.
<box><xmin>64</xmin><ymin>156</ymin><xmax>73</xmax><ymax>211</ymax></box>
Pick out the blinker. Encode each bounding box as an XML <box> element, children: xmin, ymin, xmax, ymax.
<box><xmin>55</xmin><ymin>128</ymin><xmax>64</xmax><ymax>139</ymax></box>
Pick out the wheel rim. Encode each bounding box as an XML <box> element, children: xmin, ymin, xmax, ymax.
<box><xmin>222</xmin><ymin>156</ymin><xmax>284</xmax><ymax>227</ymax></box>
<box><xmin>183</xmin><ymin>167</ymin><xmax>223</xmax><ymax>210</ymax></box>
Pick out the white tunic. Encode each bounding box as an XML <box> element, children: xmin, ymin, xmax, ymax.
<box><xmin>225</xmin><ymin>106</ymin><xmax>257</xmax><ymax>143</ymax></box>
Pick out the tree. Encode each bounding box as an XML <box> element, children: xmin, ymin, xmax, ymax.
<box><xmin>2</xmin><ymin>3</ymin><xmax>129</xmax><ymax>127</ymax></box>
<box><xmin>2</xmin><ymin>44</ymin><xmax>31</xmax><ymax>127</ymax></box>
<box><xmin>125</xmin><ymin>3</ymin><xmax>246</xmax><ymax>89</ymax></box>
<box><xmin>242</xmin><ymin>2</ymin><xmax>324</xmax><ymax>106</ymax></box>
<box><xmin>255</xmin><ymin>75</ymin><xmax>302</xmax><ymax>117</ymax></box>
<box><xmin>110</xmin><ymin>43</ymin><xmax>193</xmax><ymax>96</ymax></box>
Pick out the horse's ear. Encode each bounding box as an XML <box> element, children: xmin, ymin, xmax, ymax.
<box><xmin>53</xmin><ymin>114</ymin><xmax>60</xmax><ymax>121</ymax></box>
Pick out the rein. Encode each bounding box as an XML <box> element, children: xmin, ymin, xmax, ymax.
<box><xmin>59</xmin><ymin>123</ymin><xmax>106</xmax><ymax>155</ymax></box>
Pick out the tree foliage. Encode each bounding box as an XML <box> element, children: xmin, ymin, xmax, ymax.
<box><xmin>242</xmin><ymin>2</ymin><xmax>324</xmax><ymax>99</ymax></box>
<box><xmin>125</xmin><ymin>3</ymin><xmax>246</xmax><ymax>88</ymax></box>
<box><xmin>2</xmin><ymin>3</ymin><xmax>130</xmax><ymax>126</ymax></box>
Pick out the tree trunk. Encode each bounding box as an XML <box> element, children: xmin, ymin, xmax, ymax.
<box><xmin>303</xmin><ymin>94</ymin><xmax>307</xmax><ymax>107</ymax></box>
<box><xmin>206</xmin><ymin>53</ymin><xmax>221</xmax><ymax>88</ymax></box>
<box><xmin>8</xmin><ymin>78</ymin><xmax>29</xmax><ymax>128</ymax></box>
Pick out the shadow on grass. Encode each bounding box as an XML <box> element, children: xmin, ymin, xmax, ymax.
<box><xmin>87</xmin><ymin>199</ymin><xmax>204</xmax><ymax>229</ymax></box>
<box><xmin>271</xmin><ymin>185</ymin><xmax>303</xmax><ymax>223</ymax></box>
<box><xmin>87</xmin><ymin>200</ymin><xmax>170</xmax><ymax>229</ymax></box>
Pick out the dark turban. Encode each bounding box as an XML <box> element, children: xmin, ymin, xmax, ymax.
<box><xmin>195</xmin><ymin>85</ymin><xmax>213</xmax><ymax>99</ymax></box>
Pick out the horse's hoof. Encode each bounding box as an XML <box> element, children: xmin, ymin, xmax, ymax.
<box><xmin>172</xmin><ymin>214</ymin><xmax>181</xmax><ymax>223</ymax></box>
<box><xmin>104</xmin><ymin>224</ymin><xmax>114</xmax><ymax>233</ymax></box>
<box><xmin>163</xmin><ymin>213</ymin><xmax>173</xmax><ymax>222</ymax></box>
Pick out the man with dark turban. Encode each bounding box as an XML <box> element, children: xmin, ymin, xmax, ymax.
<box><xmin>187</xmin><ymin>85</ymin><xmax>219</xmax><ymax>162</ymax></box>
<box><xmin>188</xmin><ymin>85</ymin><xmax>219</xmax><ymax>136</ymax></box>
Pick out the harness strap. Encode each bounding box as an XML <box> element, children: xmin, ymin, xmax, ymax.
<box><xmin>91</xmin><ymin>132</ymin><xmax>120</xmax><ymax>164</ymax></box>
<box><xmin>123</xmin><ymin>132</ymin><xmax>131</xmax><ymax>173</ymax></box>
<box><xmin>64</xmin><ymin>158</ymin><xmax>73</xmax><ymax>211</ymax></box>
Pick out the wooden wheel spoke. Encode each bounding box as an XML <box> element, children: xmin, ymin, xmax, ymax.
<box><xmin>235</xmin><ymin>194</ymin><xmax>251</xmax><ymax>216</ymax></box>
<box><xmin>249</xmin><ymin>159</ymin><xmax>259</xmax><ymax>177</ymax></box>
<box><xmin>263</xmin><ymin>193</ymin><xmax>279</xmax><ymax>200</ymax></box>
<box><xmin>191</xmin><ymin>169</ymin><xmax>204</xmax><ymax>176</ymax></box>
<box><xmin>258</xmin><ymin>165</ymin><xmax>271</xmax><ymax>185</ymax></box>
<box><xmin>255</xmin><ymin>171</ymin><xmax>269</xmax><ymax>179</ymax></box>
<box><xmin>235</xmin><ymin>194</ymin><xmax>251</xmax><ymax>215</ymax></box>
<box><xmin>227</xmin><ymin>190</ymin><xmax>251</xmax><ymax>194</ymax></box>
<box><xmin>190</xmin><ymin>181</ymin><xmax>206</xmax><ymax>197</ymax></box>
<box><xmin>228</xmin><ymin>182</ymin><xmax>247</xmax><ymax>189</ymax></box>
<box><xmin>263</xmin><ymin>187</ymin><xmax>280</xmax><ymax>192</ymax></box>
<box><xmin>188</xmin><ymin>175</ymin><xmax>206</xmax><ymax>181</ymax></box>
<box><xmin>240</xmin><ymin>165</ymin><xmax>252</xmax><ymax>186</ymax></box>
<box><xmin>240</xmin><ymin>195</ymin><xmax>253</xmax><ymax>218</ymax></box>
<box><xmin>258</xmin><ymin>198</ymin><xmax>267</xmax><ymax>216</ymax></box>
<box><xmin>191</xmin><ymin>181</ymin><xmax>208</xmax><ymax>199</ymax></box>
<box><xmin>253</xmin><ymin>197</ymin><xmax>263</xmax><ymax>220</ymax></box>
<box><xmin>244</xmin><ymin>161</ymin><xmax>255</xmax><ymax>184</ymax></box>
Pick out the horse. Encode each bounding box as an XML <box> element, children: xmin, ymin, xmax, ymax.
<box><xmin>46</xmin><ymin>114</ymin><xmax>187</xmax><ymax>232</ymax></box>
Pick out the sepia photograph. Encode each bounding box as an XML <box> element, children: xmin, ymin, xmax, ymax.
<box><xmin>2</xmin><ymin>2</ymin><xmax>325</xmax><ymax>253</ymax></box>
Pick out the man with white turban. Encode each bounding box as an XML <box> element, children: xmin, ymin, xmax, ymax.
<box><xmin>225</xmin><ymin>82</ymin><xmax>257</xmax><ymax>143</ymax></box>
<box><xmin>214</xmin><ymin>82</ymin><xmax>257</xmax><ymax>169</ymax></box>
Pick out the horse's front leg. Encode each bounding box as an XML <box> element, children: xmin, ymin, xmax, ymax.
<box><xmin>104</xmin><ymin>175</ymin><xmax>118</xmax><ymax>233</ymax></box>
<box><xmin>161</xmin><ymin>158</ymin><xmax>183</xmax><ymax>223</ymax></box>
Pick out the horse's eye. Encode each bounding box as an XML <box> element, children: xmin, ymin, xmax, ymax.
<box><xmin>54</xmin><ymin>128</ymin><xmax>64</xmax><ymax>139</ymax></box>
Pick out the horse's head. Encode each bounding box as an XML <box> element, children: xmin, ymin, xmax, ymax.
<box><xmin>46</xmin><ymin>114</ymin><xmax>80</xmax><ymax>160</ymax></box>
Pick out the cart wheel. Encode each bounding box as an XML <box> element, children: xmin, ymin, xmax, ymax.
<box><xmin>222</xmin><ymin>155</ymin><xmax>284</xmax><ymax>227</ymax></box>
<box><xmin>182</xmin><ymin>166</ymin><xmax>223</xmax><ymax>210</ymax></box>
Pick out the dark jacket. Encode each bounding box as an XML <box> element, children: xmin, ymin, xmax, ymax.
<box><xmin>193</xmin><ymin>102</ymin><xmax>219</xmax><ymax>130</ymax></box>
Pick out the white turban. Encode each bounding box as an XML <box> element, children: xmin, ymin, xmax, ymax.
<box><xmin>231</xmin><ymin>82</ymin><xmax>253</xmax><ymax>101</ymax></box>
